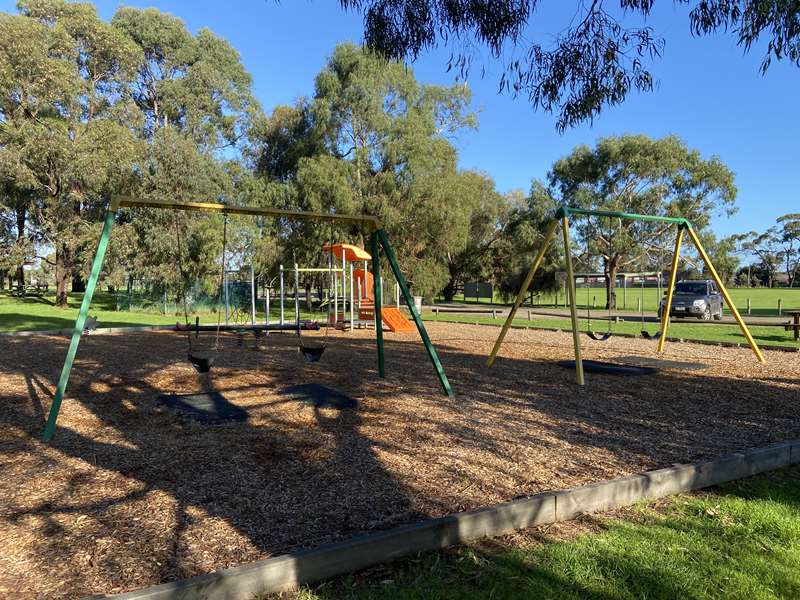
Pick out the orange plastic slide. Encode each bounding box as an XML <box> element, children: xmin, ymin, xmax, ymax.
<box><xmin>380</xmin><ymin>307</ymin><xmax>416</xmax><ymax>332</ymax></box>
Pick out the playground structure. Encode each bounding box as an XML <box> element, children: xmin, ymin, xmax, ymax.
<box><xmin>266</xmin><ymin>243</ymin><xmax>416</xmax><ymax>334</ymax></box>
<box><xmin>487</xmin><ymin>206</ymin><xmax>767</xmax><ymax>384</ymax></box>
<box><xmin>40</xmin><ymin>195</ymin><xmax>454</xmax><ymax>442</ymax></box>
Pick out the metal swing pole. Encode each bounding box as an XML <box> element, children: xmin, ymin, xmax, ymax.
<box><xmin>657</xmin><ymin>226</ymin><xmax>685</xmax><ymax>352</ymax></box>
<box><xmin>249</xmin><ymin>264</ymin><xmax>256</xmax><ymax>326</ymax></box>
<box><xmin>684</xmin><ymin>225</ymin><xmax>765</xmax><ymax>363</ymax></box>
<box><xmin>370</xmin><ymin>231</ymin><xmax>385</xmax><ymax>377</ymax></box>
<box><xmin>562</xmin><ymin>216</ymin><xmax>585</xmax><ymax>386</ymax></box>
<box><xmin>279</xmin><ymin>265</ymin><xmax>285</xmax><ymax>326</ymax></box>
<box><xmin>376</xmin><ymin>229</ymin><xmax>453</xmax><ymax>398</ymax></box>
<box><xmin>487</xmin><ymin>219</ymin><xmax>558</xmax><ymax>367</ymax></box>
<box><xmin>43</xmin><ymin>197</ymin><xmax>120</xmax><ymax>441</ymax></box>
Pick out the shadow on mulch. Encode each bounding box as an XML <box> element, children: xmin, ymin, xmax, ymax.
<box><xmin>157</xmin><ymin>391</ymin><xmax>249</xmax><ymax>424</ymax></box>
<box><xmin>0</xmin><ymin>325</ymin><xmax>798</xmax><ymax>599</ymax></box>
<box><xmin>281</xmin><ymin>383</ymin><xmax>357</xmax><ymax>410</ymax></box>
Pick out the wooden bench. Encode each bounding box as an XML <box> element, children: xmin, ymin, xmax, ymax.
<box><xmin>11</xmin><ymin>284</ymin><xmax>49</xmax><ymax>298</ymax></box>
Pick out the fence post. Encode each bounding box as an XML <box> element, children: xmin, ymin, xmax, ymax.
<box><xmin>527</xmin><ymin>309</ymin><xmax>532</xmax><ymax>321</ymax></box>
<box><xmin>637</xmin><ymin>297</ymin><xmax>641</xmax><ymax>313</ymax></box>
<box><xmin>778</xmin><ymin>298</ymin><xmax>782</xmax><ymax>316</ymax></box>
<box><xmin>492</xmin><ymin>309</ymin><xmax>497</xmax><ymax>319</ymax></box>
<box><xmin>747</xmin><ymin>297</ymin><xmax>751</xmax><ymax>315</ymax></box>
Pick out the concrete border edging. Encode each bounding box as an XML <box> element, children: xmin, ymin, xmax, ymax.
<box><xmin>99</xmin><ymin>439</ymin><xmax>800</xmax><ymax>600</ymax></box>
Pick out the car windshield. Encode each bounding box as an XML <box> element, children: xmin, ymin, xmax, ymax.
<box><xmin>675</xmin><ymin>282</ymin><xmax>707</xmax><ymax>295</ymax></box>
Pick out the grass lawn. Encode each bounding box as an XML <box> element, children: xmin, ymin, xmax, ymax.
<box><xmin>444</xmin><ymin>287</ymin><xmax>800</xmax><ymax>317</ymax></box>
<box><xmin>0</xmin><ymin>291</ymin><xmax>323</xmax><ymax>333</ymax></box>
<box><xmin>423</xmin><ymin>313</ymin><xmax>800</xmax><ymax>350</ymax></box>
<box><xmin>296</xmin><ymin>465</ymin><xmax>800</xmax><ymax>599</ymax></box>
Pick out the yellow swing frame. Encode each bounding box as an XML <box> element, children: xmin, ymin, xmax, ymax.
<box><xmin>487</xmin><ymin>207</ymin><xmax>766</xmax><ymax>385</ymax></box>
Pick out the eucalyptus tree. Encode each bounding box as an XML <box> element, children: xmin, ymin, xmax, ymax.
<box><xmin>337</xmin><ymin>0</ymin><xmax>800</xmax><ymax>131</ymax></box>
<box><xmin>0</xmin><ymin>0</ymin><xmax>143</xmax><ymax>305</ymax></box>
<box><xmin>547</xmin><ymin>135</ymin><xmax>736</xmax><ymax>308</ymax></box>
<box><xmin>777</xmin><ymin>213</ymin><xmax>800</xmax><ymax>287</ymax></box>
<box><xmin>111</xmin><ymin>6</ymin><xmax>261</xmax><ymax>151</ymax></box>
<box><xmin>734</xmin><ymin>229</ymin><xmax>782</xmax><ymax>288</ymax></box>
<box><xmin>440</xmin><ymin>170</ymin><xmax>510</xmax><ymax>302</ymax></box>
<box><xmin>259</xmin><ymin>43</ymin><xmax>485</xmax><ymax>299</ymax></box>
<box><xmin>494</xmin><ymin>183</ymin><xmax>562</xmax><ymax>301</ymax></box>
<box><xmin>110</xmin><ymin>6</ymin><xmax>264</xmax><ymax>302</ymax></box>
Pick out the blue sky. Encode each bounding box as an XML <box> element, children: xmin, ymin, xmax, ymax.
<box><xmin>3</xmin><ymin>1</ymin><xmax>798</xmax><ymax>238</ymax></box>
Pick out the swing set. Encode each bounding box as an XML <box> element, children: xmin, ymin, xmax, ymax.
<box><xmin>41</xmin><ymin>195</ymin><xmax>454</xmax><ymax>442</ymax></box>
<box><xmin>487</xmin><ymin>206</ymin><xmax>766</xmax><ymax>385</ymax></box>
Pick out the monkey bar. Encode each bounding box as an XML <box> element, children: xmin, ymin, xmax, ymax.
<box><xmin>42</xmin><ymin>196</ymin><xmax>453</xmax><ymax>442</ymax></box>
<box><xmin>487</xmin><ymin>207</ymin><xmax>765</xmax><ymax>385</ymax></box>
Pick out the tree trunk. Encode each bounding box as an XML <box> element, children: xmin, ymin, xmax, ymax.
<box><xmin>442</xmin><ymin>279</ymin><xmax>457</xmax><ymax>302</ymax></box>
<box><xmin>15</xmin><ymin>204</ymin><xmax>26</xmax><ymax>287</ymax></box>
<box><xmin>55</xmin><ymin>243</ymin><xmax>72</xmax><ymax>308</ymax></box>
<box><xmin>72</xmin><ymin>272</ymin><xmax>86</xmax><ymax>293</ymax></box>
<box><xmin>604</xmin><ymin>254</ymin><xmax>622</xmax><ymax>310</ymax></box>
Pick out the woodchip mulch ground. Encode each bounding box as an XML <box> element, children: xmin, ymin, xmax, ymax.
<box><xmin>0</xmin><ymin>322</ymin><xmax>798</xmax><ymax>599</ymax></box>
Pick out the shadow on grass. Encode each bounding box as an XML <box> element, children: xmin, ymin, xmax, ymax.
<box><xmin>308</xmin><ymin>466</ymin><xmax>800</xmax><ymax>600</ymax></box>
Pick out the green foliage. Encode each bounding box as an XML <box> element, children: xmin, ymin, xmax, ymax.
<box><xmin>736</xmin><ymin>213</ymin><xmax>800</xmax><ymax>288</ymax></box>
<box><xmin>338</xmin><ymin>1</ymin><xmax>800</xmax><ymax>131</ymax></box>
<box><xmin>494</xmin><ymin>182</ymin><xmax>561</xmax><ymax>300</ymax></box>
<box><xmin>0</xmin><ymin>1</ymin><xmax>264</xmax><ymax>308</ymax></box>
<box><xmin>253</xmin><ymin>42</ymin><xmax>492</xmax><ymax>300</ymax></box>
<box><xmin>546</xmin><ymin>134</ymin><xmax>737</xmax><ymax>308</ymax></box>
<box><xmin>0</xmin><ymin>0</ymin><xmax>144</xmax><ymax>304</ymax></box>
<box><xmin>111</xmin><ymin>7</ymin><xmax>261</xmax><ymax>149</ymax></box>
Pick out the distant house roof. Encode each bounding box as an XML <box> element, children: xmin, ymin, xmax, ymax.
<box><xmin>323</xmin><ymin>243</ymin><xmax>372</xmax><ymax>262</ymax></box>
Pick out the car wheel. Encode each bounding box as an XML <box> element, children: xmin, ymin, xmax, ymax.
<box><xmin>700</xmin><ymin>307</ymin><xmax>711</xmax><ymax>320</ymax></box>
<box><xmin>713</xmin><ymin>308</ymin><xmax>723</xmax><ymax>320</ymax></box>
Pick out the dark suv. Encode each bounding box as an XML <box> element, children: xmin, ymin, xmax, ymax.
<box><xmin>658</xmin><ymin>279</ymin><xmax>723</xmax><ymax>321</ymax></box>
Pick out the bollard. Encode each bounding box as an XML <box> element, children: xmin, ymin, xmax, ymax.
<box><xmin>637</xmin><ymin>297</ymin><xmax>641</xmax><ymax>313</ymax></box>
<box><xmin>592</xmin><ymin>296</ymin><xmax>596</xmax><ymax>308</ymax></box>
<box><xmin>747</xmin><ymin>297</ymin><xmax>751</xmax><ymax>315</ymax></box>
<box><xmin>492</xmin><ymin>309</ymin><xmax>497</xmax><ymax>319</ymax></box>
<box><xmin>778</xmin><ymin>298</ymin><xmax>782</xmax><ymax>316</ymax></box>
<box><xmin>527</xmin><ymin>309</ymin><xmax>532</xmax><ymax>321</ymax></box>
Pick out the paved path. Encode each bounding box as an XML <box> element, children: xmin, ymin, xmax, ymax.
<box><xmin>428</xmin><ymin>303</ymin><xmax>788</xmax><ymax>327</ymax></box>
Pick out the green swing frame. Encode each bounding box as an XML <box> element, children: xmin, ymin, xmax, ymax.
<box><xmin>41</xmin><ymin>195</ymin><xmax>454</xmax><ymax>442</ymax></box>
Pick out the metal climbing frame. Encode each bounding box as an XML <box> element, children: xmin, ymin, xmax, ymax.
<box><xmin>41</xmin><ymin>195</ymin><xmax>453</xmax><ymax>442</ymax></box>
<box><xmin>486</xmin><ymin>206</ymin><xmax>766</xmax><ymax>385</ymax></box>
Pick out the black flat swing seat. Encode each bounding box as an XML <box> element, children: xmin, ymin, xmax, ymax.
<box><xmin>300</xmin><ymin>344</ymin><xmax>326</xmax><ymax>363</ymax></box>
<box><xmin>188</xmin><ymin>352</ymin><xmax>215</xmax><ymax>373</ymax></box>
<box><xmin>640</xmin><ymin>330</ymin><xmax>662</xmax><ymax>340</ymax></box>
<box><xmin>586</xmin><ymin>330</ymin><xmax>613</xmax><ymax>341</ymax></box>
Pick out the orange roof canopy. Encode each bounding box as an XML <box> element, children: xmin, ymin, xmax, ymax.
<box><xmin>323</xmin><ymin>243</ymin><xmax>372</xmax><ymax>262</ymax></box>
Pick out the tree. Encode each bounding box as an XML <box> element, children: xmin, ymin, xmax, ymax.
<box><xmin>494</xmin><ymin>183</ymin><xmax>561</xmax><ymax>302</ymax></box>
<box><xmin>777</xmin><ymin>213</ymin><xmax>800</xmax><ymax>287</ymax></box>
<box><xmin>734</xmin><ymin>228</ymin><xmax>782</xmax><ymax>288</ymax></box>
<box><xmin>694</xmin><ymin>232</ymin><xmax>739</xmax><ymax>284</ymax></box>
<box><xmin>0</xmin><ymin>1</ymin><xmax>143</xmax><ymax>305</ymax></box>
<box><xmin>111</xmin><ymin>7</ymin><xmax>261</xmax><ymax>151</ymax></box>
<box><xmin>439</xmin><ymin>171</ymin><xmax>510</xmax><ymax>302</ymax></box>
<box><xmin>546</xmin><ymin>135</ymin><xmax>736</xmax><ymax>309</ymax></box>
<box><xmin>253</xmin><ymin>43</ymin><xmax>484</xmax><ymax>300</ymax></box>
<box><xmin>337</xmin><ymin>1</ymin><xmax>800</xmax><ymax>130</ymax></box>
